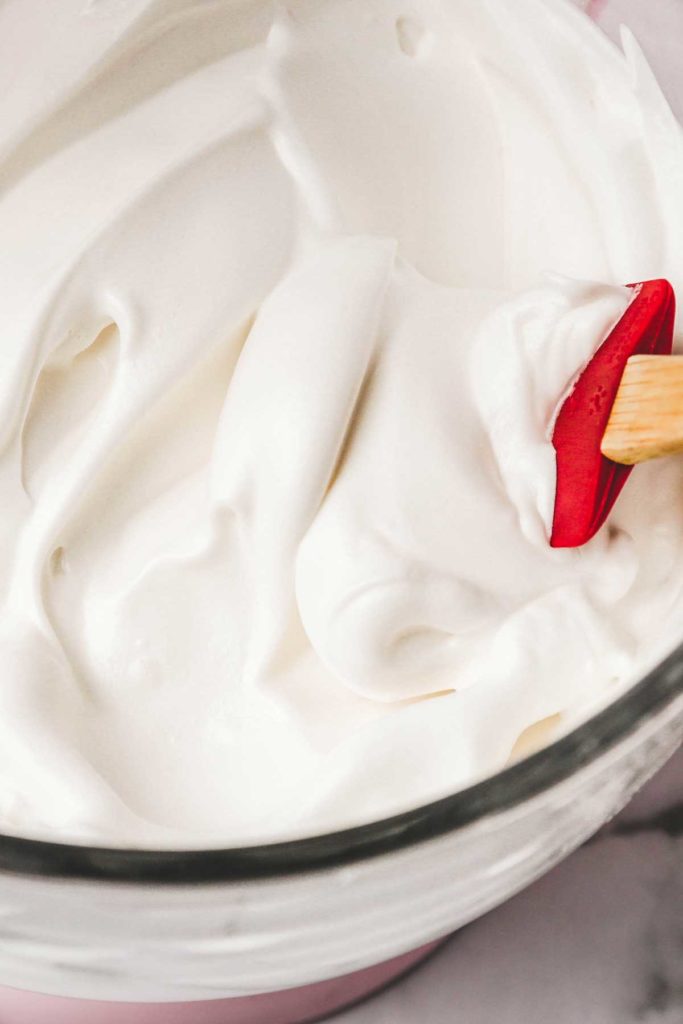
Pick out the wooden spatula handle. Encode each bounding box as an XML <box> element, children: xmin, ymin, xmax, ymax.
<box><xmin>601</xmin><ymin>355</ymin><xmax>683</xmax><ymax>465</ymax></box>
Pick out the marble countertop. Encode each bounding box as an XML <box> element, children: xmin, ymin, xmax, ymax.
<box><xmin>344</xmin><ymin>3</ymin><xmax>683</xmax><ymax>1021</ymax></box>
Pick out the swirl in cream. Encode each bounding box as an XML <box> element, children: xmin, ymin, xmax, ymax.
<box><xmin>0</xmin><ymin>0</ymin><xmax>682</xmax><ymax>845</ymax></box>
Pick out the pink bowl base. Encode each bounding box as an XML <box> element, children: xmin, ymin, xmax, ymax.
<box><xmin>0</xmin><ymin>940</ymin><xmax>445</xmax><ymax>1024</ymax></box>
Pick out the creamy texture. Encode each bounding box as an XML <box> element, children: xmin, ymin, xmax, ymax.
<box><xmin>1</xmin><ymin>0</ymin><xmax>683</xmax><ymax>846</ymax></box>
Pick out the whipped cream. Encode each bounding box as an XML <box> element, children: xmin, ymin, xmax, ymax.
<box><xmin>1</xmin><ymin>0</ymin><xmax>683</xmax><ymax>847</ymax></box>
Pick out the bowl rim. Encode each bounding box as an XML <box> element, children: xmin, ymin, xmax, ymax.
<box><xmin>0</xmin><ymin>642</ymin><xmax>682</xmax><ymax>885</ymax></box>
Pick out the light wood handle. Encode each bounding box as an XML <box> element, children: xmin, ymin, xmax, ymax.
<box><xmin>601</xmin><ymin>355</ymin><xmax>683</xmax><ymax>465</ymax></box>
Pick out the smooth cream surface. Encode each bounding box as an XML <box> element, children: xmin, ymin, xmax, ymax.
<box><xmin>1</xmin><ymin>0</ymin><xmax>683</xmax><ymax>846</ymax></box>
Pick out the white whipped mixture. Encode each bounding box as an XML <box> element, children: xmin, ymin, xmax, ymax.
<box><xmin>1</xmin><ymin>0</ymin><xmax>683</xmax><ymax>847</ymax></box>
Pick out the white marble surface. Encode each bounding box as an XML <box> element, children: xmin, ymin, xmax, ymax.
<box><xmin>343</xmin><ymin>3</ymin><xmax>683</xmax><ymax>1021</ymax></box>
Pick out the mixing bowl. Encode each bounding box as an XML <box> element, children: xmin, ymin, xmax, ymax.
<box><xmin>0</xmin><ymin>643</ymin><xmax>681</xmax><ymax>1024</ymax></box>
<box><xmin>1</xmin><ymin>2</ymin><xmax>682</xmax><ymax>1021</ymax></box>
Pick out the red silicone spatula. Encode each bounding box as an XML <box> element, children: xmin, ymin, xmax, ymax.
<box><xmin>550</xmin><ymin>278</ymin><xmax>676</xmax><ymax>549</ymax></box>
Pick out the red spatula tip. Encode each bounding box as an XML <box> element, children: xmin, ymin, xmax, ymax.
<box><xmin>550</xmin><ymin>278</ymin><xmax>676</xmax><ymax>550</ymax></box>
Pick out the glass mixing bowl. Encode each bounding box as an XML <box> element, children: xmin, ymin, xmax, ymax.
<box><xmin>0</xmin><ymin>642</ymin><xmax>681</xmax><ymax>1024</ymax></box>
<box><xmin>1</xmin><ymin>2</ymin><xmax>682</xmax><ymax>1022</ymax></box>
